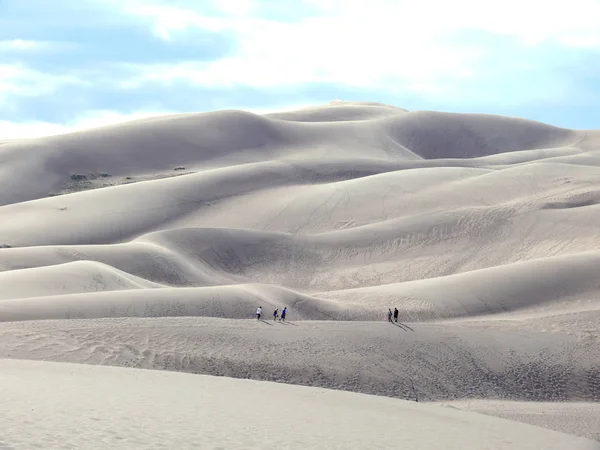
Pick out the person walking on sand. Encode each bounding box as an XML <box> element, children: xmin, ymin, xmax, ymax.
<box><xmin>393</xmin><ymin>307</ymin><xmax>399</xmax><ymax>323</ymax></box>
<box><xmin>280</xmin><ymin>307</ymin><xmax>287</xmax><ymax>322</ymax></box>
<box><xmin>273</xmin><ymin>308</ymin><xmax>278</xmax><ymax>321</ymax></box>
<box><xmin>256</xmin><ymin>306</ymin><xmax>262</xmax><ymax>320</ymax></box>
<box><xmin>387</xmin><ymin>308</ymin><xmax>393</xmax><ymax>322</ymax></box>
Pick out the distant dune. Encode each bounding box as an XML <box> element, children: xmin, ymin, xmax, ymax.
<box><xmin>1</xmin><ymin>101</ymin><xmax>599</xmax><ymax>443</ymax></box>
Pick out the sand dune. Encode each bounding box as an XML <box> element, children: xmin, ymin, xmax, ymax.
<box><xmin>1</xmin><ymin>101</ymin><xmax>599</xmax><ymax>443</ymax></box>
<box><xmin>2</xmin><ymin>359</ymin><xmax>598</xmax><ymax>450</ymax></box>
<box><xmin>0</xmin><ymin>260</ymin><xmax>163</xmax><ymax>301</ymax></box>
<box><xmin>2</xmin><ymin>316</ymin><xmax>599</xmax><ymax>402</ymax></box>
<box><xmin>0</xmin><ymin>285</ymin><xmax>339</xmax><ymax>322</ymax></box>
<box><xmin>3</xmin><ymin>158</ymin><xmax>600</xmax><ymax>248</ymax></box>
<box><xmin>0</xmin><ymin>104</ymin><xmax>587</xmax><ymax>206</ymax></box>
<box><xmin>265</xmin><ymin>100</ymin><xmax>408</xmax><ymax>122</ymax></box>
<box><xmin>439</xmin><ymin>400</ymin><xmax>600</xmax><ymax>442</ymax></box>
<box><xmin>2</xmin><ymin>245</ymin><xmax>600</xmax><ymax>322</ymax></box>
<box><xmin>0</xmin><ymin>241</ymin><xmax>221</xmax><ymax>286</ymax></box>
<box><xmin>316</xmin><ymin>251</ymin><xmax>600</xmax><ymax>320</ymax></box>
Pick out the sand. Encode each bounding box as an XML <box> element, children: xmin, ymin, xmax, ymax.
<box><xmin>0</xmin><ymin>359</ymin><xmax>598</xmax><ymax>450</ymax></box>
<box><xmin>0</xmin><ymin>317</ymin><xmax>598</xmax><ymax>404</ymax></box>
<box><xmin>438</xmin><ymin>400</ymin><xmax>600</xmax><ymax>442</ymax></box>
<box><xmin>0</xmin><ymin>101</ymin><xmax>599</xmax><ymax>446</ymax></box>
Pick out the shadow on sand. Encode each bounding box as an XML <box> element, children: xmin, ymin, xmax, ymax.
<box><xmin>258</xmin><ymin>319</ymin><xmax>273</xmax><ymax>326</ymax></box>
<box><xmin>275</xmin><ymin>320</ymin><xmax>298</xmax><ymax>326</ymax></box>
<box><xmin>392</xmin><ymin>321</ymin><xmax>415</xmax><ymax>332</ymax></box>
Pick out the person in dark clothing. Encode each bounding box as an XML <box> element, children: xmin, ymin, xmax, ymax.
<box><xmin>393</xmin><ymin>308</ymin><xmax>399</xmax><ymax>322</ymax></box>
<box><xmin>273</xmin><ymin>308</ymin><xmax>278</xmax><ymax>321</ymax></box>
<box><xmin>280</xmin><ymin>307</ymin><xmax>287</xmax><ymax>321</ymax></box>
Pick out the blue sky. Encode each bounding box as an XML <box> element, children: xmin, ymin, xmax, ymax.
<box><xmin>1</xmin><ymin>0</ymin><xmax>600</xmax><ymax>138</ymax></box>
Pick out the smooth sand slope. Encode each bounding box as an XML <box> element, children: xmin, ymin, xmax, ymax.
<box><xmin>439</xmin><ymin>400</ymin><xmax>600</xmax><ymax>443</ymax></box>
<box><xmin>1</xmin><ymin>359</ymin><xmax>598</xmax><ymax>450</ymax></box>
<box><xmin>1</xmin><ymin>101</ymin><xmax>599</xmax><ymax>442</ymax></box>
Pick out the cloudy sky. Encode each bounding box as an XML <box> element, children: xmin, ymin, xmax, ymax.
<box><xmin>1</xmin><ymin>0</ymin><xmax>599</xmax><ymax>138</ymax></box>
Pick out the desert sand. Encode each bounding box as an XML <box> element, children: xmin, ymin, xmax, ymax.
<box><xmin>2</xmin><ymin>359</ymin><xmax>599</xmax><ymax>450</ymax></box>
<box><xmin>1</xmin><ymin>101</ymin><xmax>599</xmax><ymax>446</ymax></box>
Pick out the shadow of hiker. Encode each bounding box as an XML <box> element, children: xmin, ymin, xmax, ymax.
<box><xmin>258</xmin><ymin>319</ymin><xmax>273</xmax><ymax>326</ymax></box>
<box><xmin>393</xmin><ymin>321</ymin><xmax>414</xmax><ymax>332</ymax></box>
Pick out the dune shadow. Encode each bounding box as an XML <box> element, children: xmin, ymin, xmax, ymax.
<box><xmin>393</xmin><ymin>321</ymin><xmax>414</xmax><ymax>332</ymax></box>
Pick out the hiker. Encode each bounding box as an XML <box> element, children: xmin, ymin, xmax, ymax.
<box><xmin>256</xmin><ymin>306</ymin><xmax>262</xmax><ymax>320</ymax></box>
<box><xmin>393</xmin><ymin>308</ymin><xmax>399</xmax><ymax>323</ymax></box>
<box><xmin>387</xmin><ymin>308</ymin><xmax>393</xmax><ymax>322</ymax></box>
<box><xmin>273</xmin><ymin>308</ymin><xmax>278</xmax><ymax>321</ymax></box>
<box><xmin>280</xmin><ymin>307</ymin><xmax>287</xmax><ymax>322</ymax></box>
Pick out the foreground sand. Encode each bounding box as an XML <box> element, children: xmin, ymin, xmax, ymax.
<box><xmin>438</xmin><ymin>400</ymin><xmax>600</xmax><ymax>442</ymax></box>
<box><xmin>1</xmin><ymin>102</ymin><xmax>599</xmax><ymax>443</ymax></box>
<box><xmin>0</xmin><ymin>315</ymin><xmax>598</xmax><ymax>441</ymax></box>
<box><xmin>1</xmin><ymin>359</ymin><xmax>598</xmax><ymax>450</ymax></box>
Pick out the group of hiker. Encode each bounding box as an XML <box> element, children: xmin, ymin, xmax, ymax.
<box><xmin>255</xmin><ymin>305</ymin><xmax>401</xmax><ymax>323</ymax></box>
<box><xmin>256</xmin><ymin>306</ymin><xmax>399</xmax><ymax>323</ymax></box>
<box><xmin>256</xmin><ymin>306</ymin><xmax>287</xmax><ymax>321</ymax></box>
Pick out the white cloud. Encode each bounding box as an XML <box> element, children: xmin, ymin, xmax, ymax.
<box><xmin>301</xmin><ymin>0</ymin><xmax>600</xmax><ymax>48</ymax></box>
<box><xmin>0</xmin><ymin>39</ymin><xmax>74</xmax><ymax>52</ymax></box>
<box><xmin>212</xmin><ymin>0</ymin><xmax>255</xmax><ymax>17</ymax></box>
<box><xmin>124</xmin><ymin>0</ymin><xmax>600</xmax><ymax>47</ymax></box>
<box><xmin>0</xmin><ymin>39</ymin><xmax>44</xmax><ymax>50</ymax></box>
<box><xmin>117</xmin><ymin>4</ymin><xmax>478</xmax><ymax>94</ymax></box>
<box><xmin>0</xmin><ymin>64</ymin><xmax>86</xmax><ymax>104</ymax></box>
<box><xmin>0</xmin><ymin>109</ymin><xmax>177</xmax><ymax>140</ymax></box>
<box><xmin>112</xmin><ymin>0</ymin><xmax>600</xmax><ymax>98</ymax></box>
<box><xmin>0</xmin><ymin>121</ymin><xmax>70</xmax><ymax>141</ymax></box>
